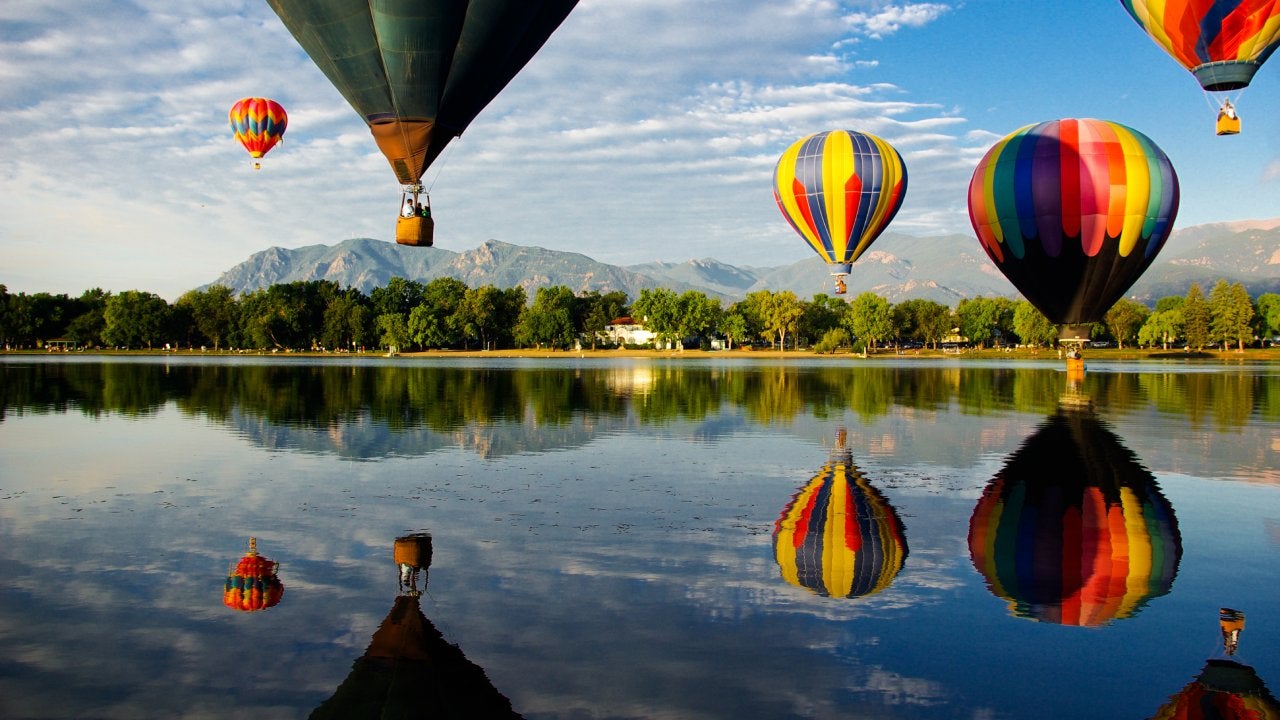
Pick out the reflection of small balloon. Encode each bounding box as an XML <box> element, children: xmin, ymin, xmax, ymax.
<box><xmin>968</xmin><ymin>411</ymin><xmax>1181</xmax><ymax>626</ymax></box>
<box><xmin>224</xmin><ymin>537</ymin><xmax>284</xmax><ymax>612</ymax></box>
<box><xmin>229</xmin><ymin>97</ymin><xmax>287</xmax><ymax>163</ymax></box>
<box><xmin>774</xmin><ymin>442</ymin><xmax>907</xmax><ymax>598</ymax></box>
<box><xmin>968</xmin><ymin>118</ymin><xmax>1179</xmax><ymax>341</ymax></box>
<box><xmin>773</xmin><ymin>129</ymin><xmax>907</xmax><ymax>294</ymax></box>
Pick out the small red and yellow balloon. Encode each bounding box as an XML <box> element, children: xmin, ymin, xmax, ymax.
<box><xmin>224</xmin><ymin>537</ymin><xmax>284</xmax><ymax>612</ymax></box>
<box><xmin>229</xmin><ymin>97</ymin><xmax>288</xmax><ymax>169</ymax></box>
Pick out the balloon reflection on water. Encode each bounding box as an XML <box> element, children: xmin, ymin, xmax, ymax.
<box><xmin>968</xmin><ymin>410</ymin><xmax>1181</xmax><ymax>626</ymax></box>
<box><xmin>311</xmin><ymin>533</ymin><xmax>521</xmax><ymax>719</ymax></box>
<box><xmin>774</xmin><ymin>429</ymin><xmax>908</xmax><ymax>599</ymax></box>
<box><xmin>223</xmin><ymin>537</ymin><xmax>284</xmax><ymax>612</ymax></box>
<box><xmin>1150</xmin><ymin>609</ymin><xmax>1280</xmax><ymax>720</ymax></box>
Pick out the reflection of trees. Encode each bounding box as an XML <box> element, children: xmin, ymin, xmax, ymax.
<box><xmin>2</xmin><ymin>359</ymin><xmax>1271</xmax><ymax>438</ymax></box>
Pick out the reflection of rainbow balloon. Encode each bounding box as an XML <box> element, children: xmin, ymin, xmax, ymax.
<box><xmin>1151</xmin><ymin>660</ymin><xmax>1280</xmax><ymax>720</ymax></box>
<box><xmin>774</xmin><ymin>442</ymin><xmax>907</xmax><ymax>598</ymax></box>
<box><xmin>968</xmin><ymin>118</ymin><xmax>1179</xmax><ymax>341</ymax></box>
<box><xmin>223</xmin><ymin>537</ymin><xmax>284</xmax><ymax>612</ymax></box>
<box><xmin>968</xmin><ymin>411</ymin><xmax>1181</xmax><ymax>626</ymax></box>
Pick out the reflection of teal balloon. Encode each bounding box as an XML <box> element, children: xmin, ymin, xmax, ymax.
<box><xmin>266</xmin><ymin>0</ymin><xmax>578</xmax><ymax>185</ymax></box>
<box><xmin>774</xmin><ymin>448</ymin><xmax>907</xmax><ymax>598</ymax></box>
<box><xmin>967</xmin><ymin>411</ymin><xmax>1181</xmax><ymax>626</ymax></box>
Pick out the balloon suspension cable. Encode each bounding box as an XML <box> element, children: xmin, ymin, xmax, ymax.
<box><xmin>423</xmin><ymin>140</ymin><xmax>458</xmax><ymax>193</ymax></box>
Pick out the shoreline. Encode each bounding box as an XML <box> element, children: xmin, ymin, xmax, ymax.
<box><xmin>7</xmin><ymin>346</ymin><xmax>1276</xmax><ymax>362</ymax></box>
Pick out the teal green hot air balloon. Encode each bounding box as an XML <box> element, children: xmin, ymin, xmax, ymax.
<box><xmin>266</xmin><ymin>0</ymin><xmax>579</xmax><ymax>246</ymax></box>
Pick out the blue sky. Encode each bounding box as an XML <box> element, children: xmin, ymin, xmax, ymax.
<box><xmin>2</xmin><ymin>0</ymin><xmax>1277</xmax><ymax>300</ymax></box>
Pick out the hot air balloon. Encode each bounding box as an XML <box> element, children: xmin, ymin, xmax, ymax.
<box><xmin>229</xmin><ymin>97</ymin><xmax>288</xmax><ymax>170</ymax></box>
<box><xmin>1150</xmin><ymin>609</ymin><xmax>1280</xmax><ymax>720</ymax></box>
<box><xmin>311</xmin><ymin>533</ymin><xmax>521</xmax><ymax>719</ymax></box>
<box><xmin>773</xmin><ymin>130</ymin><xmax>908</xmax><ymax>295</ymax></box>
<box><xmin>968</xmin><ymin>118</ymin><xmax>1179</xmax><ymax>344</ymax></box>
<box><xmin>264</xmin><ymin>0</ymin><xmax>579</xmax><ymax>248</ymax></box>
<box><xmin>1120</xmin><ymin>0</ymin><xmax>1280</xmax><ymax>135</ymax></box>
<box><xmin>968</xmin><ymin>410</ymin><xmax>1181</xmax><ymax>626</ymax></box>
<box><xmin>223</xmin><ymin>537</ymin><xmax>284</xmax><ymax>612</ymax></box>
<box><xmin>774</xmin><ymin>430</ymin><xmax>907</xmax><ymax>598</ymax></box>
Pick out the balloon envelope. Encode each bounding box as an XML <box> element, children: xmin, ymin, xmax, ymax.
<box><xmin>265</xmin><ymin>0</ymin><xmax>578</xmax><ymax>185</ymax></box>
<box><xmin>773</xmin><ymin>129</ymin><xmax>907</xmax><ymax>290</ymax></box>
<box><xmin>229</xmin><ymin>97</ymin><xmax>288</xmax><ymax>160</ymax></box>
<box><xmin>968</xmin><ymin>118</ymin><xmax>1179</xmax><ymax>340</ymax></box>
<box><xmin>774</xmin><ymin>447</ymin><xmax>907</xmax><ymax>598</ymax></box>
<box><xmin>1120</xmin><ymin>0</ymin><xmax>1280</xmax><ymax>91</ymax></box>
<box><xmin>968</xmin><ymin>411</ymin><xmax>1181</xmax><ymax>626</ymax></box>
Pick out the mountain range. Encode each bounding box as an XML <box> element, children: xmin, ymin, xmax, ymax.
<box><xmin>208</xmin><ymin>219</ymin><xmax>1280</xmax><ymax>305</ymax></box>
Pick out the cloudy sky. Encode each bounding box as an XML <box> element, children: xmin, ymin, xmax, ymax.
<box><xmin>2</xmin><ymin>0</ymin><xmax>1278</xmax><ymax>300</ymax></box>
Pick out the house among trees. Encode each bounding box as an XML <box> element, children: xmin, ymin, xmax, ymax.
<box><xmin>602</xmin><ymin>317</ymin><xmax>655</xmax><ymax>347</ymax></box>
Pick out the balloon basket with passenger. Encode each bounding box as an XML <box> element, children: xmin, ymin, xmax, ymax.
<box><xmin>396</xmin><ymin>185</ymin><xmax>434</xmax><ymax>247</ymax></box>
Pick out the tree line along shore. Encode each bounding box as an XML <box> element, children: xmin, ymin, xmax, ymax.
<box><xmin>2</xmin><ymin>276</ymin><xmax>1276</xmax><ymax>355</ymax></box>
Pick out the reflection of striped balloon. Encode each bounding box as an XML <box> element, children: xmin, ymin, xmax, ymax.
<box><xmin>774</xmin><ymin>451</ymin><xmax>907</xmax><ymax>598</ymax></box>
<box><xmin>1151</xmin><ymin>659</ymin><xmax>1280</xmax><ymax>720</ymax></box>
<box><xmin>968</xmin><ymin>412</ymin><xmax>1181</xmax><ymax>626</ymax></box>
<box><xmin>229</xmin><ymin>97</ymin><xmax>288</xmax><ymax>159</ymax></box>
<box><xmin>223</xmin><ymin>538</ymin><xmax>284</xmax><ymax>612</ymax></box>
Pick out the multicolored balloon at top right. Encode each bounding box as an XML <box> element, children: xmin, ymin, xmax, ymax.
<box><xmin>1120</xmin><ymin>0</ymin><xmax>1280</xmax><ymax>134</ymax></box>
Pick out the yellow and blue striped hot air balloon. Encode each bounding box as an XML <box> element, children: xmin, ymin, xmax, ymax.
<box><xmin>229</xmin><ymin>97</ymin><xmax>288</xmax><ymax>170</ymax></box>
<box><xmin>968</xmin><ymin>411</ymin><xmax>1181</xmax><ymax>626</ymax></box>
<box><xmin>774</xmin><ymin>438</ymin><xmax>907</xmax><ymax>599</ymax></box>
<box><xmin>773</xmin><ymin>130</ymin><xmax>907</xmax><ymax>295</ymax></box>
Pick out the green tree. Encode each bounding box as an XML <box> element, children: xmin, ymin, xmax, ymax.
<box><xmin>456</xmin><ymin>285</ymin><xmax>519</xmax><ymax>350</ymax></box>
<box><xmin>178</xmin><ymin>285</ymin><xmax>238</xmax><ymax>350</ymax></box>
<box><xmin>370</xmin><ymin>277</ymin><xmax>426</xmax><ymax>317</ymax></box>
<box><xmin>1257</xmin><ymin>293</ymin><xmax>1280</xmax><ymax>341</ymax></box>
<box><xmin>1012</xmin><ymin>301</ymin><xmax>1057</xmax><ymax>348</ymax></box>
<box><xmin>846</xmin><ymin>292</ymin><xmax>893</xmax><ymax>351</ymax></box>
<box><xmin>744</xmin><ymin>290</ymin><xmax>803</xmax><ymax>349</ymax></box>
<box><xmin>718</xmin><ymin>310</ymin><xmax>748</xmax><ymax>350</ymax></box>
<box><xmin>892</xmin><ymin>298</ymin><xmax>952</xmax><ymax>349</ymax></box>
<box><xmin>376</xmin><ymin>312</ymin><xmax>410</xmax><ymax>353</ymax></box>
<box><xmin>1104</xmin><ymin>298</ymin><xmax>1150</xmax><ymax>349</ymax></box>
<box><xmin>102</xmin><ymin>290</ymin><xmax>170</xmax><ymax>349</ymax></box>
<box><xmin>65</xmin><ymin>288</ymin><xmax>110</xmax><ymax>347</ymax></box>
<box><xmin>955</xmin><ymin>297</ymin><xmax>1005</xmax><ymax>348</ymax></box>
<box><xmin>1209</xmin><ymin>279</ymin><xmax>1255</xmax><ymax>350</ymax></box>
<box><xmin>1182</xmin><ymin>283</ymin><xmax>1210</xmax><ymax>350</ymax></box>
<box><xmin>632</xmin><ymin>287</ymin><xmax>682</xmax><ymax>347</ymax></box>
<box><xmin>515</xmin><ymin>285</ymin><xmax>576</xmax><ymax>349</ymax></box>
<box><xmin>800</xmin><ymin>294</ymin><xmax>847</xmax><ymax>347</ymax></box>
<box><xmin>1138</xmin><ymin>309</ymin><xmax>1182</xmax><ymax>349</ymax></box>
<box><xmin>409</xmin><ymin>277</ymin><xmax>468</xmax><ymax>349</ymax></box>
<box><xmin>676</xmin><ymin>290</ymin><xmax>722</xmax><ymax>346</ymax></box>
<box><xmin>321</xmin><ymin>288</ymin><xmax>371</xmax><ymax>351</ymax></box>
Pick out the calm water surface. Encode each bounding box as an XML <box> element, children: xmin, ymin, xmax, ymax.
<box><xmin>1</xmin><ymin>355</ymin><xmax>1278</xmax><ymax>719</ymax></box>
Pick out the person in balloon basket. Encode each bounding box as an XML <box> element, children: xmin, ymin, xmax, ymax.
<box><xmin>402</xmin><ymin>198</ymin><xmax>415</xmax><ymax>218</ymax></box>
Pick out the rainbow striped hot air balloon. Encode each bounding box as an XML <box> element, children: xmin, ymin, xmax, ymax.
<box><xmin>968</xmin><ymin>411</ymin><xmax>1181</xmax><ymax>626</ymax></box>
<box><xmin>968</xmin><ymin>118</ymin><xmax>1179</xmax><ymax>342</ymax></box>
<box><xmin>229</xmin><ymin>97</ymin><xmax>288</xmax><ymax>169</ymax></box>
<box><xmin>1120</xmin><ymin>0</ymin><xmax>1280</xmax><ymax>92</ymax></box>
<box><xmin>224</xmin><ymin>537</ymin><xmax>284</xmax><ymax>612</ymax></box>
<box><xmin>773</xmin><ymin>130</ymin><xmax>907</xmax><ymax>295</ymax></box>
<box><xmin>774</xmin><ymin>437</ymin><xmax>907</xmax><ymax>599</ymax></box>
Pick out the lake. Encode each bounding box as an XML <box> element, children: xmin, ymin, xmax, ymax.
<box><xmin>1</xmin><ymin>355</ymin><xmax>1278</xmax><ymax>719</ymax></box>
